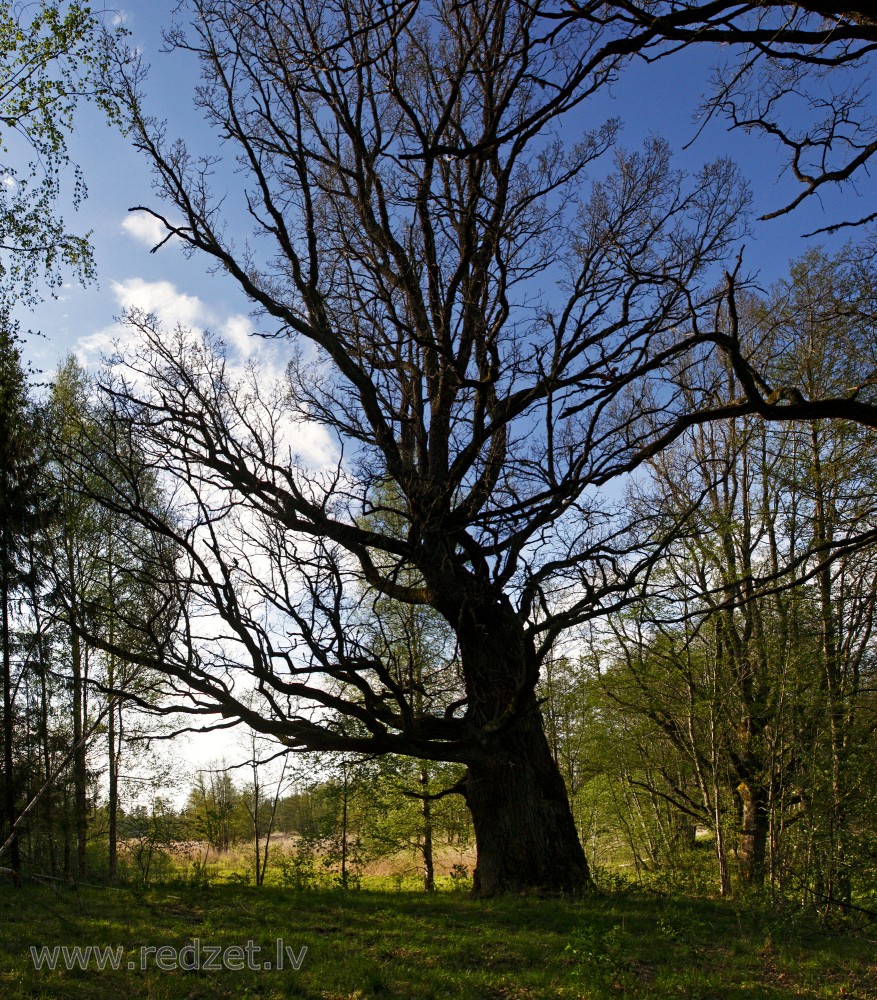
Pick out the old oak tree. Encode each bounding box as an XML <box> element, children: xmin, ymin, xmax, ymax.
<box><xmin>87</xmin><ymin>0</ymin><xmax>756</xmax><ymax>895</ymax></box>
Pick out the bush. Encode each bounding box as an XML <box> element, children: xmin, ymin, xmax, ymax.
<box><xmin>277</xmin><ymin>846</ymin><xmax>318</xmax><ymax>891</ymax></box>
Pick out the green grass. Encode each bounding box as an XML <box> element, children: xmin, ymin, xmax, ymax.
<box><xmin>1</xmin><ymin>881</ymin><xmax>875</xmax><ymax>998</ymax></box>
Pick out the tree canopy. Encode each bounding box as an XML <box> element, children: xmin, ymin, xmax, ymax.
<box><xmin>60</xmin><ymin>0</ymin><xmax>766</xmax><ymax>895</ymax></box>
<box><xmin>0</xmin><ymin>1</ymin><xmax>117</xmax><ymax>307</ymax></box>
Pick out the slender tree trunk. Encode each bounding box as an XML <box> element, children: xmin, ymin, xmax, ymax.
<box><xmin>247</xmin><ymin>757</ymin><xmax>264</xmax><ymax>886</ymax></box>
<box><xmin>254</xmin><ymin>820</ymin><xmax>262</xmax><ymax>886</ymax></box>
<box><xmin>66</xmin><ymin>538</ymin><xmax>88</xmax><ymax>879</ymax></box>
<box><xmin>29</xmin><ymin>550</ymin><xmax>56</xmax><ymax>874</ymax></box>
<box><xmin>107</xmin><ymin>696</ymin><xmax>118</xmax><ymax>882</ymax></box>
<box><xmin>419</xmin><ymin>765</ymin><xmax>434</xmax><ymax>892</ymax></box>
<box><xmin>107</xmin><ymin>536</ymin><xmax>119</xmax><ymax>882</ymax></box>
<box><xmin>340</xmin><ymin>764</ymin><xmax>348</xmax><ymax>890</ymax></box>
<box><xmin>1</xmin><ymin>569</ymin><xmax>21</xmax><ymax>884</ymax></box>
<box><xmin>707</xmin><ymin>702</ymin><xmax>730</xmax><ymax>897</ymax></box>
<box><xmin>62</xmin><ymin>782</ymin><xmax>71</xmax><ymax>876</ymax></box>
<box><xmin>811</xmin><ymin>425</ymin><xmax>851</xmax><ymax>911</ymax></box>
<box><xmin>70</xmin><ymin>619</ymin><xmax>87</xmax><ymax>878</ymax></box>
<box><xmin>38</xmin><ymin>663</ymin><xmax>55</xmax><ymax>872</ymax></box>
<box><xmin>258</xmin><ymin>758</ymin><xmax>286</xmax><ymax>889</ymax></box>
<box><xmin>712</xmin><ymin>797</ymin><xmax>730</xmax><ymax>897</ymax></box>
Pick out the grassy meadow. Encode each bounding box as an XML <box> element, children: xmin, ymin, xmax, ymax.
<box><xmin>1</xmin><ymin>872</ymin><xmax>876</xmax><ymax>999</ymax></box>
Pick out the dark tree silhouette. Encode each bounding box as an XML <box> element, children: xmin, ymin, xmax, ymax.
<box><xmin>561</xmin><ymin>2</ymin><xmax>877</xmax><ymax>230</ymax></box>
<box><xmin>0</xmin><ymin>322</ymin><xmax>42</xmax><ymax>884</ymax></box>
<box><xmin>555</xmin><ymin>3</ymin><xmax>877</xmax><ymax>428</ymax></box>
<box><xmin>87</xmin><ymin>0</ymin><xmax>759</xmax><ymax>895</ymax></box>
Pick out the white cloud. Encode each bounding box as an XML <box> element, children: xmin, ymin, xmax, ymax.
<box><xmin>113</xmin><ymin>277</ymin><xmax>206</xmax><ymax>327</ymax></box>
<box><xmin>121</xmin><ymin>212</ymin><xmax>177</xmax><ymax>248</ymax></box>
<box><xmin>222</xmin><ymin>314</ymin><xmax>256</xmax><ymax>359</ymax></box>
<box><xmin>75</xmin><ymin>278</ymin><xmax>207</xmax><ymax>364</ymax></box>
<box><xmin>75</xmin><ymin>277</ymin><xmax>336</xmax><ymax>467</ymax></box>
<box><xmin>75</xmin><ymin>323</ymin><xmax>130</xmax><ymax>364</ymax></box>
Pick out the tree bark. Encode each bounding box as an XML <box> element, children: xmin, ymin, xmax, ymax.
<box><xmin>107</xmin><ymin>537</ymin><xmax>118</xmax><ymax>883</ymax></box>
<box><xmin>463</xmin><ymin>708</ymin><xmax>591</xmax><ymax>896</ymax></box>
<box><xmin>454</xmin><ymin>599</ymin><xmax>592</xmax><ymax>897</ymax></box>
<box><xmin>737</xmin><ymin>779</ymin><xmax>768</xmax><ymax>887</ymax></box>
<box><xmin>28</xmin><ymin>550</ymin><xmax>56</xmax><ymax>874</ymax></box>
<box><xmin>107</xmin><ymin>697</ymin><xmax>119</xmax><ymax>882</ymax></box>
<box><xmin>811</xmin><ymin>424</ymin><xmax>852</xmax><ymax>911</ymax></box>
<box><xmin>419</xmin><ymin>765</ymin><xmax>435</xmax><ymax>892</ymax></box>
<box><xmin>69</xmin><ymin>610</ymin><xmax>88</xmax><ymax>879</ymax></box>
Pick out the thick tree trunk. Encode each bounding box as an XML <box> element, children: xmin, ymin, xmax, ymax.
<box><xmin>463</xmin><ymin>707</ymin><xmax>591</xmax><ymax>896</ymax></box>
<box><xmin>454</xmin><ymin>598</ymin><xmax>592</xmax><ymax>897</ymax></box>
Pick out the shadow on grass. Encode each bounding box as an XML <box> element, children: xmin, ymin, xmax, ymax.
<box><xmin>0</xmin><ymin>881</ymin><xmax>874</xmax><ymax>999</ymax></box>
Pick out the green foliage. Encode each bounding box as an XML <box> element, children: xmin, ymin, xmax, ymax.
<box><xmin>181</xmin><ymin>769</ymin><xmax>247</xmax><ymax>853</ymax></box>
<box><xmin>531</xmin><ymin>245</ymin><xmax>877</xmax><ymax>912</ymax></box>
<box><xmin>0</xmin><ymin>1</ymin><xmax>122</xmax><ymax>306</ymax></box>
<box><xmin>0</xmin><ymin>319</ymin><xmax>41</xmax><ymax>577</ymax></box>
<box><xmin>448</xmin><ymin>862</ymin><xmax>471</xmax><ymax>892</ymax></box>
<box><xmin>565</xmin><ymin>921</ymin><xmax>632</xmax><ymax>989</ymax></box>
<box><xmin>119</xmin><ymin>797</ymin><xmax>180</xmax><ymax>888</ymax></box>
<box><xmin>186</xmin><ymin>856</ymin><xmax>213</xmax><ymax>890</ymax></box>
<box><xmin>276</xmin><ymin>844</ymin><xmax>318</xmax><ymax>891</ymax></box>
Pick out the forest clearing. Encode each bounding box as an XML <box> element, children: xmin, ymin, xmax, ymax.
<box><xmin>3</xmin><ymin>2</ymin><xmax>877</xmax><ymax>996</ymax></box>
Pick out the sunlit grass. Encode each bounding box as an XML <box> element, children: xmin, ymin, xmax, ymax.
<box><xmin>1</xmin><ymin>880</ymin><xmax>876</xmax><ymax>998</ymax></box>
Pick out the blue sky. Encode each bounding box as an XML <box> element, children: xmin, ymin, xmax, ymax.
<box><xmin>20</xmin><ymin>1</ymin><xmax>254</xmax><ymax>376</ymax></box>
<box><xmin>18</xmin><ymin>0</ymin><xmax>873</xmax><ymax>379</ymax></box>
